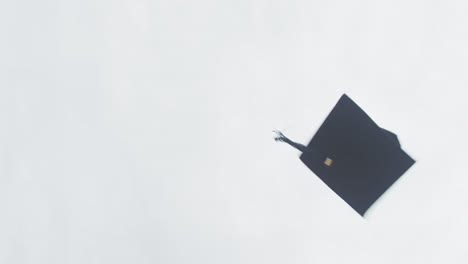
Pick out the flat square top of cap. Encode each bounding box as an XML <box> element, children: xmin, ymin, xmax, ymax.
<box><xmin>299</xmin><ymin>94</ymin><xmax>415</xmax><ymax>216</ymax></box>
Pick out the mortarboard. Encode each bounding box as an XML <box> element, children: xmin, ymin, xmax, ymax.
<box><xmin>299</xmin><ymin>94</ymin><xmax>415</xmax><ymax>216</ymax></box>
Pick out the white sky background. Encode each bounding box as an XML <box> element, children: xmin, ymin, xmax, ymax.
<box><xmin>1</xmin><ymin>0</ymin><xmax>468</xmax><ymax>263</ymax></box>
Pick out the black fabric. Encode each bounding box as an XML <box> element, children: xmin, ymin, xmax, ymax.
<box><xmin>299</xmin><ymin>94</ymin><xmax>415</xmax><ymax>216</ymax></box>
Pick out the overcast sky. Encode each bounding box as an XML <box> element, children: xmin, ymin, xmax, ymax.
<box><xmin>1</xmin><ymin>0</ymin><xmax>468</xmax><ymax>263</ymax></box>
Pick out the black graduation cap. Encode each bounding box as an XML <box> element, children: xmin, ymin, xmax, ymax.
<box><xmin>299</xmin><ymin>94</ymin><xmax>415</xmax><ymax>216</ymax></box>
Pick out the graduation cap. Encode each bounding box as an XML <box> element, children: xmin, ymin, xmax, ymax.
<box><xmin>275</xmin><ymin>94</ymin><xmax>415</xmax><ymax>216</ymax></box>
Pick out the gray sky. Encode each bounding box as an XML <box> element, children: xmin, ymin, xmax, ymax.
<box><xmin>1</xmin><ymin>0</ymin><xmax>468</xmax><ymax>263</ymax></box>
